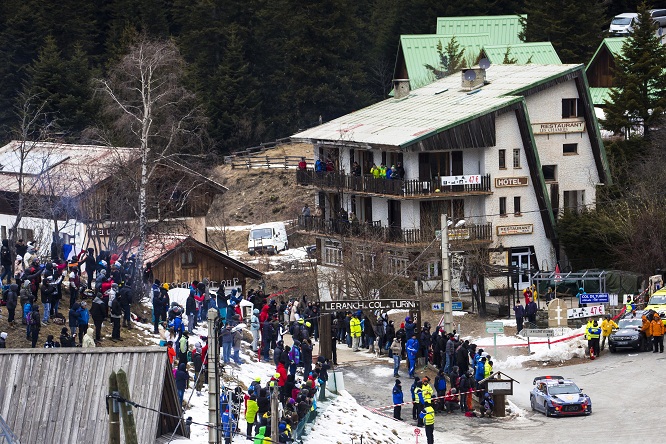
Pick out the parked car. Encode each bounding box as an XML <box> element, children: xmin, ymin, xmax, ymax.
<box><xmin>650</xmin><ymin>9</ymin><xmax>666</xmax><ymax>28</ymax></box>
<box><xmin>248</xmin><ymin>222</ymin><xmax>288</xmax><ymax>255</ymax></box>
<box><xmin>610</xmin><ymin>13</ymin><xmax>638</xmax><ymax>35</ymax></box>
<box><xmin>608</xmin><ymin>311</ymin><xmax>645</xmax><ymax>352</ymax></box>
<box><xmin>530</xmin><ymin>376</ymin><xmax>592</xmax><ymax>417</ymax></box>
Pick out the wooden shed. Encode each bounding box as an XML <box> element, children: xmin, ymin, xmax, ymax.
<box><xmin>0</xmin><ymin>347</ymin><xmax>186</xmax><ymax>444</ymax></box>
<box><xmin>123</xmin><ymin>234</ymin><xmax>262</xmax><ymax>289</ymax></box>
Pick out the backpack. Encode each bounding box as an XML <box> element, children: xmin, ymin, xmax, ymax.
<box><xmin>289</xmin><ymin>346</ymin><xmax>300</xmax><ymax>365</ymax></box>
<box><xmin>28</xmin><ymin>311</ymin><xmax>40</xmax><ymax>327</ymax></box>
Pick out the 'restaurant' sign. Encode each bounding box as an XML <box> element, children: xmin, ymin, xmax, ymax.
<box><xmin>495</xmin><ymin>176</ymin><xmax>528</xmax><ymax>187</ymax></box>
<box><xmin>531</xmin><ymin>121</ymin><xmax>585</xmax><ymax>134</ymax></box>
<box><xmin>497</xmin><ymin>224</ymin><xmax>533</xmax><ymax>236</ymax></box>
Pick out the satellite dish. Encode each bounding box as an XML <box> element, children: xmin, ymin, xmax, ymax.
<box><xmin>479</xmin><ymin>58</ymin><xmax>491</xmax><ymax>70</ymax></box>
<box><xmin>463</xmin><ymin>70</ymin><xmax>477</xmax><ymax>81</ymax></box>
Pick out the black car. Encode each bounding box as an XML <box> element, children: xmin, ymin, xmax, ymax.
<box><xmin>608</xmin><ymin>313</ymin><xmax>645</xmax><ymax>352</ymax></box>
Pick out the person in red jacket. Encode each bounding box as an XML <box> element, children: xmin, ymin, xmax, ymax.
<box><xmin>276</xmin><ymin>361</ymin><xmax>287</xmax><ymax>400</ymax></box>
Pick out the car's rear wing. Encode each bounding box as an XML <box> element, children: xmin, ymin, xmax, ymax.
<box><xmin>533</xmin><ymin>375</ymin><xmax>564</xmax><ymax>385</ymax></box>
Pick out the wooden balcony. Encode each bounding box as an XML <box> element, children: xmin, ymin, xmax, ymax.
<box><xmin>295</xmin><ymin>170</ymin><xmax>492</xmax><ymax>198</ymax></box>
<box><xmin>297</xmin><ymin>215</ymin><xmax>492</xmax><ymax>245</ymax></box>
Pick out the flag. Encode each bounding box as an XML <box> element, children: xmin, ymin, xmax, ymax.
<box><xmin>554</xmin><ymin>263</ymin><xmax>561</xmax><ymax>283</ymax></box>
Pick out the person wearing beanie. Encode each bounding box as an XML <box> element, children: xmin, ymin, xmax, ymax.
<box><xmin>392</xmin><ymin>379</ymin><xmax>404</xmax><ymax>420</ymax></box>
<box><xmin>60</xmin><ymin>327</ymin><xmax>74</xmax><ymax>347</ymax></box>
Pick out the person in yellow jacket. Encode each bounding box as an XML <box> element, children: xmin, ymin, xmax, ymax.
<box><xmin>370</xmin><ymin>163</ymin><xmax>381</xmax><ymax>179</ymax></box>
<box><xmin>419</xmin><ymin>403</ymin><xmax>435</xmax><ymax>444</ymax></box>
<box><xmin>586</xmin><ymin>320</ymin><xmax>601</xmax><ymax>359</ymax></box>
<box><xmin>650</xmin><ymin>314</ymin><xmax>665</xmax><ymax>353</ymax></box>
<box><xmin>484</xmin><ymin>357</ymin><xmax>493</xmax><ymax>378</ymax></box>
<box><xmin>584</xmin><ymin>319</ymin><xmax>593</xmax><ymax>341</ymax></box>
<box><xmin>421</xmin><ymin>377</ymin><xmax>434</xmax><ymax>405</ymax></box>
<box><xmin>350</xmin><ymin>311</ymin><xmax>362</xmax><ymax>351</ymax></box>
<box><xmin>379</xmin><ymin>164</ymin><xmax>387</xmax><ymax>178</ymax></box>
<box><xmin>245</xmin><ymin>395</ymin><xmax>259</xmax><ymax>439</ymax></box>
<box><xmin>641</xmin><ymin>315</ymin><xmax>653</xmax><ymax>352</ymax></box>
<box><xmin>600</xmin><ymin>315</ymin><xmax>618</xmax><ymax>351</ymax></box>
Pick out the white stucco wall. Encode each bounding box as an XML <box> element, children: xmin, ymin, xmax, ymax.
<box><xmin>524</xmin><ymin>80</ymin><xmax>601</xmax><ymax>209</ymax></box>
<box><xmin>485</xmin><ymin>112</ymin><xmax>555</xmax><ymax>271</ymax></box>
<box><xmin>372</xmin><ymin>198</ymin><xmax>388</xmax><ymax>226</ymax></box>
<box><xmin>0</xmin><ymin>214</ymin><xmax>81</xmax><ymax>257</ymax></box>
<box><xmin>401</xmin><ymin>200</ymin><xmax>420</xmax><ymax>229</ymax></box>
<box><xmin>403</xmin><ymin>152</ymin><xmax>419</xmax><ymax>180</ymax></box>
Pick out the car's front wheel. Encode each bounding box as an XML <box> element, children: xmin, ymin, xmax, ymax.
<box><xmin>609</xmin><ymin>345</ymin><xmax>616</xmax><ymax>353</ymax></box>
<box><xmin>544</xmin><ymin>402</ymin><xmax>551</xmax><ymax>417</ymax></box>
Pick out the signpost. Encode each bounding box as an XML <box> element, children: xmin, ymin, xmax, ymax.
<box><xmin>452</xmin><ymin>301</ymin><xmax>463</xmax><ymax>311</ymax></box>
<box><xmin>485</xmin><ymin>321</ymin><xmax>504</xmax><ymax>357</ymax></box>
<box><xmin>523</xmin><ymin>328</ymin><xmax>555</xmax><ymax>352</ymax></box>
<box><xmin>579</xmin><ymin>293</ymin><xmax>609</xmax><ymax>304</ymax></box>
<box><xmin>567</xmin><ymin>305</ymin><xmax>605</xmax><ymax>319</ymax></box>
<box><xmin>479</xmin><ymin>371</ymin><xmax>519</xmax><ymax>418</ymax></box>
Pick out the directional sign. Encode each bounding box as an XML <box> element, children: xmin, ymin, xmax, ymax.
<box><xmin>522</xmin><ymin>328</ymin><xmax>555</xmax><ymax>338</ymax></box>
<box><xmin>431</xmin><ymin>302</ymin><xmax>443</xmax><ymax>311</ymax></box>
<box><xmin>452</xmin><ymin>301</ymin><xmax>463</xmax><ymax>311</ymax></box>
<box><xmin>579</xmin><ymin>293</ymin><xmax>609</xmax><ymax>304</ymax></box>
<box><xmin>567</xmin><ymin>305</ymin><xmax>605</xmax><ymax>319</ymax></box>
<box><xmin>485</xmin><ymin>321</ymin><xmax>505</xmax><ymax>334</ymax></box>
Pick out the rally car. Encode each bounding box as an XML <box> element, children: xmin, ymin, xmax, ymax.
<box><xmin>530</xmin><ymin>376</ymin><xmax>592</xmax><ymax>417</ymax></box>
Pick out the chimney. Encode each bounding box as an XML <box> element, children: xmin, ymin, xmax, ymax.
<box><xmin>393</xmin><ymin>79</ymin><xmax>411</xmax><ymax>99</ymax></box>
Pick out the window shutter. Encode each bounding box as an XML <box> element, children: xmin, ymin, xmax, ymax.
<box><xmin>577</xmin><ymin>99</ymin><xmax>584</xmax><ymax>117</ymax></box>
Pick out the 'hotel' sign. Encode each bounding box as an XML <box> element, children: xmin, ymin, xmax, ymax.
<box><xmin>495</xmin><ymin>176</ymin><xmax>528</xmax><ymax>187</ymax></box>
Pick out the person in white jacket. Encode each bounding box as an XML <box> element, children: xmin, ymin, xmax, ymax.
<box><xmin>250</xmin><ymin>309</ymin><xmax>260</xmax><ymax>351</ymax></box>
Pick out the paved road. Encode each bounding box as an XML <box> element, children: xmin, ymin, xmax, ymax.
<box><xmin>339</xmin><ymin>348</ymin><xmax>662</xmax><ymax>442</ymax></box>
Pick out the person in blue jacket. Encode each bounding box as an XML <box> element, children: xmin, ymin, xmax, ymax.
<box><xmin>221</xmin><ymin>404</ymin><xmax>234</xmax><ymax>444</ymax></box>
<box><xmin>434</xmin><ymin>370</ymin><xmax>447</xmax><ymax>412</ymax></box>
<box><xmin>392</xmin><ymin>379</ymin><xmax>404</xmax><ymax>420</ymax></box>
<box><xmin>226</xmin><ymin>289</ymin><xmax>242</xmax><ymax>324</ymax></box>
<box><xmin>404</xmin><ymin>316</ymin><xmax>416</xmax><ymax>339</ymax></box>
<box><xmin>175</xmin><ymin>362</ymin><xmax>188</xmax><ymax>406</ymax></box>
<box><xmin>475</xmin><ymin>356</ymin><xmax>487</xmax><ymax>387</ymax></box>
<box><xmin>406</xmin><ymin>334</ymin><xmax>419</xmax><ymax>378</ymax></box>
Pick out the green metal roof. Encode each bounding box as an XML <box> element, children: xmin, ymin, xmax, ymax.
<box><xmin>293</xmin><ymin>64</ymin><xmax>584</xmax><ymax>149</ymax></box>
<box><xmin>436</xmin><ymin>15</ymin><xmax>525</xmax><ymax>45</ymax></box>
<box><xmin>399</xmin><ymin>34</ymin><xmax>490</xmax><ymax>90</ymax></box>
<box><xmin>481</xmin><ymin>42</ymin><xmax>562</xmax><ymax>65</ymax></box>
<box><xmin>586</xmin><ymin>37</ymin><xmax>627</xmax><ymax>69</ymax></box>
<box><xmin>589</xmin><ymin>87</ymin><xmax>611</xmax><ymax>106</ymax></box>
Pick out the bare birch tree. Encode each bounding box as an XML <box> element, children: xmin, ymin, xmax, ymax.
<box><xmin>95</xmin><ymin>36</ymin><xmax>207</xmax><ymax>285</ymax></box>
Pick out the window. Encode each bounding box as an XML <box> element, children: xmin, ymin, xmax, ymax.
<box><xmin>180</xmin><ymin>251</ymin><xmax>195</xmax><ymax>267</ymax></box>
<box><xmin>499</xmin><ymin>197</ymin><xmax>507</xmax><ymax>216</ymax></box>
<box><xmin>542</xmin><ymin>165</ymin><xmax>557</xmax><ymax>182</ymax></box>
<box><xmin>0</xmin><ymin>226</ymin><xmax>5</xmax><ymax>240</ymax></box>
<box><xmin>561</xmin><ymin>98</ymin><xmax>582</xmax><ymax>118</ymax></box>
<box><xmin>513</xmin><ymin>149</ymin><xmax>521</xmax><ymax>168</ymax></box>
<box><xmin>499</xmin><ymin>149</ymin><xmax>506</xmax><ymax>169</ymax></box>
<box><xmin>563</xmin><ymin>143</ymin><xmax>578</xmax><ymax>155</ymax></box>
<box><xmin>514</xmin><ymin>196</ymin><xmax>521</xmax><ymax>215</ymax></box>
<box><xmin>564</xmin><ymin>190</ymin><xmax>585</xmax><ymax>212</ymax></box>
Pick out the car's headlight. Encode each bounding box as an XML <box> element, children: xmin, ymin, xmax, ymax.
<box><xmin>550</xmin><ymin>398</ymin><xmax>562</xmax><ymax>404</ymax></box>
<box><xmin>630</xmin><ymin>334</ymin><xmax>639</xmax><ymax>340</ymax></box>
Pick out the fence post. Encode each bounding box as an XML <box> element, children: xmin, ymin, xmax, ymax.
<box><xmin>266</xmin><ymin>155</ymin><xmax>270</xmax><ymax>169</ymax></box>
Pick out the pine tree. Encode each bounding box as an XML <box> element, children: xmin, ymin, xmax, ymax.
<box><xmin>502</xmin><ymin>47</ymin><xmax>518</xmax><ymax>64</ymax></box>
<box><xmin>424</xmin><ymin>37</ymin><xmax>466</xmax><ymax>79</ymax></box>
<box><xmin>603</xmin><ymin>4</ymin><xmax>666</xmax><ymax>138</ymax></box>
<box><xmin>207</xmin><ymin>25</ymin><xmax>262</xmax><ymax>151</ymax></box>
<box><xmin>520</xmin><ymin>0</ymin><xmax>607</xmax><ymax>63</ymax></box>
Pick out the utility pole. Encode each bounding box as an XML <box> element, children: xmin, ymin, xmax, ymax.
<box><xmin>116</xmin><ymin>369</ymin><xmax>139</xmax><ymax>444</ymax></box>
<box><xmin>441</xmin><ymin>214</ymin><xmax>453</xmax><ymax>332</ymax></box>
<box><xmin>108</xmin><ymin>371</ymin><xmax>120</xmax><ymax>444</ymax></box>
<box><xmin>270</xmin><ymin>383</ymin><xmax>279</xmax><ymax>444</ymax></box>
<box><xmin>208</xmin><ymin>308</ymin><xmax>220</xmax><ymax>444</ymax></box>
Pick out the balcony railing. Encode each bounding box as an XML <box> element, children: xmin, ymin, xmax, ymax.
<box><xmin>297</xmin><ymin>216</ymin><xmax>492</xmax><ymax>245</ymax></box>
<box><xmin>296</xmin><ymin>169</ymin><xmax>492</xmax><ymax>197</ymax></box>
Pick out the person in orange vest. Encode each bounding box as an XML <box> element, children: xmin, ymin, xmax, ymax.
<box><xmin>650</xmin><ymin>314</ymin><xmax>665</xmax><ymax>353</ymax></box>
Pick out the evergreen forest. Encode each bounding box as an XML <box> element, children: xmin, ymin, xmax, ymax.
<box><xmin>0</xmin><ymin>0</ymin><xmax>659</xmax><ymax>153</ymax></box>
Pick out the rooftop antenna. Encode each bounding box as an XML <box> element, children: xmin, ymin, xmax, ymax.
<box><xmin>463</xmin><ymin>70</ymin><xmax>477</xmax><ymax>82</ymax></box>
<box><xmin>479</xmin><ymin>58</ymin><xmax>491</xmax><ymax>70</ymax></box>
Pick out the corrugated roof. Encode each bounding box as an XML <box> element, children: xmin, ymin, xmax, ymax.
<box><xmin>0</xmin><ymin>347</ymin><xmax>184</xmax><ymax>444</ymax></box>
<box><xmin>435</xmin><ymin>15</ymin><xmax>525</xmax><ymax>44</ymax></box>
<box><xmin>589</xmin><ymin>87</ymin><xmax>611</xmax><ymax>106</ymax></box>
<box><xmin>293</xmin><ymin>64</ymin><xmax>582</xmax><ymax>149</ymax></box>
<box><xmin>586</xmin><ymin>37</ymin><xmax>627</xmax><ymax>70</ymax></box>
<box><xmin>0</xmin><ymin>141</ymin><xmax>227</xmax><ymax>198</ymax></box>
<box><xmin>399</xmin><ymin>34</ymin><xmax>491</xmax><ymax>90</ymax></box>
<box><xmin>481</xmin><ymin>42</ymin><xmax>562</xmax><ymax>65</ymax></box>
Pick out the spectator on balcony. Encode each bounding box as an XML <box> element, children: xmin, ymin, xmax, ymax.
<box><xmin>314</xmin><ymin>206</ymin><xmax>322</xmax><ymax>219</ymax></box>
<box><xmin>351</xmin><ymin>161</ymin><xmax>361</xmax><ymax>176</ymax></box>
<box><xmin>325</xmin><ymin>157</ymin><xmax>334</xmax><ymax>171</ymax></box>
<box><xmin>298</xmin><ymin>157</ymin><xmax>307</xmax><ymax>170</ymax></box>
<box><xmin>302</xmin><ymin>204</ymin><xmax>311</xmax><ymax>218</ymax></box>
<box><xmin>395</xmin><ymin>162</ymin><xmax>405</xmax><ymax>179</ymax></box>
<box><xmin>314</xmin><ymin>158</ymin><xmax>324</xmax><ymax>173</ymax></box>
<box><xmin>370</xmin><ymin>163</ymin><xmax>381</xmax><ymax>178</ymax></box>
<box><xmin>379</xmin><ymin>163</ymin><xmax>387</xmax><ymax>178</ymax></box>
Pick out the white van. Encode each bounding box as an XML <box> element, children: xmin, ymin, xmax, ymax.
<box><xmin>609</xmin><ymin>13</ymin><xmax>638</xmax><ymax>36</ymax></box>
<box><xmin>248</xmin><ymin>222</ymin><xmax>288</xmax><ymax>255</ymax></box>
